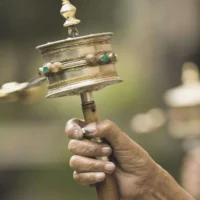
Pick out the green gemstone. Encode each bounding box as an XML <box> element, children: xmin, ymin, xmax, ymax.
<box><xmin>101</xmin><ymin>55</ymin><xmax>110</xmax><ymax>63</ymax></box>
<box><xmin>43</xmin><ymin>66</ymin><xmax>49</xmax><ymax>73</ymax></box>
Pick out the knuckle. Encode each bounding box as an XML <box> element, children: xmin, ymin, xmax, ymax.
<box><xmin>65</xmin><ymin>119</ymin><xmax>74</xmax><ymax>130</ymax></box>
<box><xmin>67</xmin><ymin>128</ymin><xmax>74</xmax><ymax>138</ymax></box>
<box><xmin>87</xmin><ymin>144</ymin><xmax>98</xmax><ymax>154</ymax></box>
<box><xmin>101</xmin><ymin>119</ymin><xmax>116</xmax><ymax>133</ymax></box>
<box><xmin>65</xmin><ymin>122</ymin><xmax>75</xmax><ymax>138</ymax></box>
<box><xmin>91</xmin><ymin>161</ymin><xmax>100</xmax><ymax>171</ymax></box>
<box><xmin>74</xmin><ymin>173</ymin><xmax>86</xmax><ymax>185</ymax></box>
<box><xmin>86</xmin><ymin>162</ymin><xmax>93</xmax><ymax>171</ymax></box>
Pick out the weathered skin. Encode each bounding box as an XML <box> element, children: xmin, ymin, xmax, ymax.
<box><xmin>65</xmin><ymin>119</ymin><xmax>195</xmax><ymax>200</ymax></box>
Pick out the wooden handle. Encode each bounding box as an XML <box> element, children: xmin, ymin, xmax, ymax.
<box><xmin>81</xmin><ymin>98</ymin><xmax>120</xmax><ymax>200</ymax></box>
<box><xmin>95</xmin><ymin>174</ymin><xmax>119</xmax><ymax>200</ymax></box>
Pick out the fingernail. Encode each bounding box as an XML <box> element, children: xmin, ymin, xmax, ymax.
<box><xmin>96</xmin><ymin>173</ymin><xmax>105</xmax><ymax>181</ymax></box>
<box><xmin>102</xmin><ymin>147</ymin><xmax>111</xmax><ymax>155</ymax></box>
<box><xmin>105</xmin><ymin>163</ymin><xmax>115</xmax><ymax>173</ymax></box>
<box><xmin>73</xmin><ymin>129</ymin><xmax>82</xmax><ymax>139</ymax></box>
<box><xmin>84</xmin><ymin>123</ymin><xmax>97</xmax><ymax>134</ymax></box>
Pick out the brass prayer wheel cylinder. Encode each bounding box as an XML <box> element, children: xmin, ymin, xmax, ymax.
<box><xmin>37</xmin><ymin>32</ymin><xmax>122</xmax><ymax>98</ymax></box>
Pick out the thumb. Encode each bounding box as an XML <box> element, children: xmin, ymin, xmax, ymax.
<box><xmin>83</xmin><ymin>120</ymin><xmax>136</xmax><ymax>152</ymax></box>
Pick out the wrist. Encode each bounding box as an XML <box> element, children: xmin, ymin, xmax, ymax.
<box><xmin>140</xmin><ymin>164</ymin><xmax>195</xmax><ymax>200</ymax></box>
<box><xmin>139</xmin><ymin>162</ymin><xmax>162</xmax><ymax>200</ymax></box>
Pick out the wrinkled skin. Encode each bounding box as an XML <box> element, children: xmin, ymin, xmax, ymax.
<box><xmin>65</xmin><ymin>119</ymin><xmax>159</xmax><ymax>200</ymax></box>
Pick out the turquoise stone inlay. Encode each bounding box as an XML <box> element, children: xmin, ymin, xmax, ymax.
<box><xmin>43</xmin><ymin>66</ymin><xmax>49</xmax><ymax>74</ymax></box>
<box><xmin>101</xmin><ymin>55</ymin><xmax>110</xmax><ymax>63</ymax></box>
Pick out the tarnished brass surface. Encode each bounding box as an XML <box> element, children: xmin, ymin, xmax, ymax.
<box><xmin>37</xmin><ymin>33</ymin><xmax>122</xmax><ymax>98</ymax></box>
<box><xmin>37</xmin><ymin>33</ymin><xmax>113</xmax><ymax>58</ymax></box>
<box><xmin>48</xmin><ymin>76</ymin><xmax>121</xmax><ymax>97</ymax></box>
<box><xmin>48</xmin><ymin>71</ymin><xmax>118</xmax><ymax>89</ymax></box>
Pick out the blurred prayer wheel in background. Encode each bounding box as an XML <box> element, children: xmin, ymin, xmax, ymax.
<box><xmin>0</xmin><ymin>77</ymin><xmax>47</xmax><ymax>104</ymax></box>
<box><xmin>132</xmin><ymin>62</ymin><xmax>200</xmax><ymax>140</ymax></box>
<box><xmin>164</xmin><ymin>62</ymin><xmax>200</xmax><ymax>139</ymax></box>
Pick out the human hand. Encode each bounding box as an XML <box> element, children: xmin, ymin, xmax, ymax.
<box><xmin>65</xmin><ymin>119</ymin><xmax>159</xmax><ymax>199</ymax></box>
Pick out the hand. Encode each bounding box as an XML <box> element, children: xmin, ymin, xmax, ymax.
<box><xmin>65</xmin><ymin>119</ymin><xmax>159</xmax><ymax>199</ymax></box>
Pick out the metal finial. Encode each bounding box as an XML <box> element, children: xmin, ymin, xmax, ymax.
<box><xmin>60</xmin><ymin>0</ymin><xmax>81</xmax><ymax>28</ymax></box>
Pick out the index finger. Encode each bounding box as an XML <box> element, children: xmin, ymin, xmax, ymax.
<box><xmin>65</xmin><ymin>118</ymin><xmax>86</xmax><ymax>140</ymax></box>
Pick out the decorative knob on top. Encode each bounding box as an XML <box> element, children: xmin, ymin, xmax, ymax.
<box><xmin>164</xmin><ymin>62</ymin><xmax>200</xmax><ymax>108</ymax></box>
<box><xmin>60</xmin><ymin>0</ymin><xmax>81</xmax><ymax>27</ymax></box>
<box><xmin>181</xmin><ymin>62</ymin><xmax>200</xmax><ymax>85</ymax></box>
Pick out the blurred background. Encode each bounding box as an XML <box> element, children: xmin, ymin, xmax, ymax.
<box><xmin>0</xmin><ymin>0</ymin><xmax>200</xmax><ymax>199</ymax></box>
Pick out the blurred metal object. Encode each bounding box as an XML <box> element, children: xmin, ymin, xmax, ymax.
<box><xmin>132</xmin><ymin>62</ymin><xmax>200</xmax><ymax>138</ymax></box>
<box><xmin>164</xmin><ymin>62</ymin><xmax>200</xmax><ymax>108</ymax></box>
<box><xmin>26</xmin><ymin>77</ymin><xmax>47</xmax><ymax>88</ymax></box>
<box><xmin>36</xmin><ymin>1</ymin><xmax>121</xmax><ymax>200</ymax></box>
<box><xmin>0</xmin><ymin>82</ymin><xmax>28</xmax><ymax>103</ymax></box>
<box><xmin>0</xmin><ymin>77</ymin><xmax>47</xmax><ymax>104</ymax></box>
<box><xmin>165</xmin><ymin>63</ymin><xmax>200</xmax><ymax>138</ymax></box>
<box><xmin>131</xmin><ymin>108</ymin><xmax>166</xmax><ymax>134</ymax></box>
